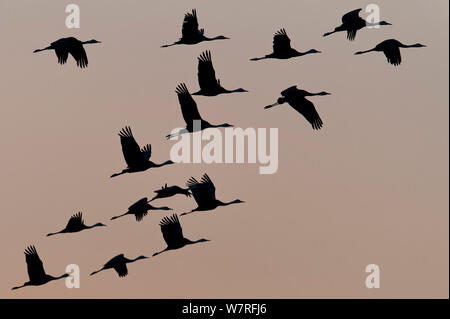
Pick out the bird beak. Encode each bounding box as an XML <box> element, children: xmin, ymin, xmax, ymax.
<box><xmin>264</xmin><ymin>102</ymin><xmax>279</xmax><ymax>109</ymax></box>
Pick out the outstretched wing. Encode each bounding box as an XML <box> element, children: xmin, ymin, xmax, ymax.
<box><xmin>159</xmin><ymin>214</ymin><xmax>184</xmax><ymax>247</ymax></box>
<box><xmin>66</xmin><ymin>212</ymin><xmax>85</xmax><ymax>229</ymax></box>
<box><xmin>175</xmin><ymin>83</ymin><xmax>203</xmax><ymax>126</ymax></box>
<box><xmin>290</xmin><ymin>97</ymin><xmax>323</xmax><ymax>130</ymax></box>
<box><xmin>197</xmin><ymin>50</ymin><xmax>219</xmax><ymax>91</ymax></box>
<box><xmin>186</xmin><ymin>173</ymin><xmax>216</xmax><ymax>206</ymax></box>
<box><xmin>141</xmin><ymin>144</ymin><xmax>152</xmax><ymax>161</ymax></box>
<box><xmin>342</xmin><ymin>8</ymin><xmax>362</xmax><ymax>24</ymax></box>
<box><xmin>51</xmin><ymin>39</ymin><xmax>69</xmax><ymax>65</ymax></box>
<box><xmin>24</xmin><ymin>246</ymin><xmax>47</xmax><ymax>282</ymax></box>
<box><xmin>118</xmin><ymin>126</ymin><xmax>147</xmax><ymax>168</ymax></box>
<box><xmin>113</xmin><ymin>263</ymin><xmax>128</xmax><ymax>277</ymax></box>
<box><xmin>128</xmin><ymin>197</ymin><xmax>149</xmax><ymax>221</ymax></box>
<box><xmin>273</xmin><ymin>29</ymin><xmax>292</xmax><ymax>54</ymax></box>
<box><xmin>383</xmin><ymin>46</ymin><xmax>402</xmax><ymax>66</ymax></box>
<box><xmin>281</xmin><ymin>85</ymin><xmax>298</xmax><ymax>97</ymax></box>
<box><xmin>67</xmin><ymin>39</ymin><xmax>88</xmax><ymax>68</ymax></box>
<box><xmin>182</xmin><ymin>9</ymin><xmax>200</xmax><ymax>40</ymax></box>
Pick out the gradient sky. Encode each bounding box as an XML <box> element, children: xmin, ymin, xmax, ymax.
<box><xmin>0</xmin><ymin>0</ymin><xmax>448</xmax><ymax>298</ymax></box>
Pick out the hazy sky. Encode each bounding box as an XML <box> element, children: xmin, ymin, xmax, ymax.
<box><xmin>0</xmin><ymin>0</ymin><xmax>448</xmax><ymax>298</ymax></box>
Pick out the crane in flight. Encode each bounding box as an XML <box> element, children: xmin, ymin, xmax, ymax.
<box><xmin>12</xmin><ymin>246</ymin><xmax>69</xmax><ymax>290</ymax></box>
<box><xmin>152</xmin><ymin>214</ymin><xmax>209</xmax><ymax>256</ymax></box>
<box><xmin>251</xmin><ymin>29</ymin><xmax>321</xmax><ymax>61</ymax></box>
<box><xmin>323</xmin><ymin>8</ymin><xmax>391</xmax><ymax>41</ymax></box>
<box><xmin>111</xmin><ymin>197</ymin><xmax>172</xmax><ymax>222</ymax></box>
<box><xmin>264</xmin><ymin>86</ymin><xmax>331</xmax><ymax>130</ymax></box>
<box><xmin>90</xmin><ymin>254</ymin><xmax>148</xmax><ymax>278</ymax></box>
<box><xmin>161</xmin><ymin>9</ymin><xmax>229</xmax><ymax>47</ymax></box>
<box><xmin>47</xmin><ymin>212</ymin><xmax>106</xmax><ymax>236</ymax></box>
<box><xmin>33</xmin><ymin>37</ymin><xmax>101</xmax><ymax>68</ymax></box>
<box><xmin>111</xmin><ymin>126</ymin><xmax>174</xmax><ymax>177</ymax></box>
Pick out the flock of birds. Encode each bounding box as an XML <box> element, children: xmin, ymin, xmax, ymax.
<box><xmin>12</xmin><ymin>8</ymin><xmax>426</xmax><ymax>290</ymax></box>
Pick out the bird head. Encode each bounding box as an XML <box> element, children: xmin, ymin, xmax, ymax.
<box><xmin>136</xmin><ymin>255</ymin><xmax>149</xmax><ymax>260</ymax></box>
<box><xmin>220</xmin><ymin>123</ymin><xmax>233</xmax><ymax>128</ymax></box>
<box><xmin>413</xmin><ymin>43</ymin><xmax>427</xmax><ymax>48</ymax></box>
<box><xmin>379</xmin><ymin>21</ymin><xmax>392</xmax><ymax>26</ymax></box>
<box><xmin>94</xmin><ymin>222</ymin><xmax>107</xmax><ymax>227</ymax></box>
<box><xmin>307</xmin><ymin>49</ymin><xmax>322</xmax><ymax>54</ymax></box>
<box><xmin>86</xmin><ymin>39</ymin><xmax>102</xmax><ymax>44</ymax></box>
<box><xmin>233</xmin><ymin>199</ymin><xmax>245</xmax><ymax>204</ymax></box>
<box><xmin>159</xmin><ymin>206</ymin><xmax>172</xmax><ymax>211</ymax></box>
<box><xmin>215</xmin><ymin>35</ymin><xmax>229</xmax><ymax>40</ymax></box>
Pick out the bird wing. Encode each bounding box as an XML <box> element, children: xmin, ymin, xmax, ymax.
<box><xmin>342</xmin><ymin>8</ymin><xmax>362</xmax><ymax>24</ymax></box>
<box><xmin>118</xmin><ymin>126</ymin><xmax>147</xmax><ymax>168</ymax></box>
<box><xmin>51</xmin><ymin>39</ymin><xmax>69</xmax><ymax>65</ymax></box>
<box><xmin>186</xmin><ymin>173</ymin><xmax>216</xmax><ymax>206</ymax></box>
<box><xmin>65</xmin><ymin>212</ymin><xmax>85</xmax><ymax>229</ymax></box>
<box><xmin>383</xmin><ymin>45</ymin><xmax>402</xmax><ymax>66</ymax></box>
<box><xmin>113</xmin><ymin>263</ymin><xmax>128</xmax><ymax>277</ymax></box>
<box><xmin>273</xmin><ymin>29</ymin><xmax>292</xmax><ymax>54</ymax></box>
<box><xmin>66</xmin><ymin>38</ymin><xmax>88</xmax><ymax>68</ymax></box>
<box><xmin>175</xmin><ymin>83</ymin><xmax>203</xmax><ymax>126</ymax></box>
<box><xmin>197</xmin><ymin>50</ymin><xmax>219</xmax><ymax>91</ymax></box>
<box><xmin>290</xmin><ymin>97</ymin><xmax>323</xmax><ymax>130</ymax></box>
<box><xmin>181</xmin><ymin>9</ymin><xmax>200</xmax><ymax>39</ymax></box>
<box><xmin>128</xmin><ymin>197</ymin><xmax>149</xmax><ymax>211</ymax></box>
<box><xmin>141</xmin><ymin>144</ymin><xmax>152</xmax><ymax>161</ymax></box>
<box><xmin>159</xmin><ymin>214</ymin><xmax>184</xmax><ymax>247</ymax></box>
<box><xmin>281</xmin><ymin>85</ymin><xmax>298</xmax><ymax>97</ymax></box>
<box><xmin>24</xmin><ymin>246</ymin><xmax>47</xmax><ymax>282</ymax></box>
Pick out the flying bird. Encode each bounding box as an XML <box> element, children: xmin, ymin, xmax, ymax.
<box><xmin>111</xmin><ymin>126</ymin><xmax>174</xmax><ymax>177</ymax></box>
<box><xmin>33</xmin><ymin>37</ymin><xmax>101</xmax><ymax>68</ymax></box>
<box><xmin>355</xmin><ymin>39</ymin><xmax>426</xmax><ymax>66</ymax></box>
<box><xmin>12</xmin><ymin>246</ymin><xmax>69</xmax><ymax>290</ymax></box>
<box><xmin>47</xmin><ymin>212</ymin><xmax>106</xmax><ymax>236</ymax></box>
<box><xmin>111</xmin><ymin>197</ymin><xmax>172</xmax><ymax>222</ymax></box>
<box><xmin>264</xmin><ymin>86</ymin><xmax>331</xmax><ymax>130</ymax></box>
<box><xmin>150</xmin><ymin>183</ymin><xmax>191</xmax><ymax>202</ymax></box>
<box><xmin>251</xmin><ymin>29</ymin><xmax>321</xmax><ymax>61</ymax></box>
<box><xmin>193</xmin><ymin>50</ymin><xmax>248</xmax><ymax>96</ymax></box>
<box><xmin>152</xmin><ymin>214</ymin><xmax>209</xmax><ymax>256</ymax></box>
<box><xmin>161</xmin><ymin>9</ymin><xmax>229</xmax><ymax>47</ymax></box>
<box><xmin>166</xmin><ymin>83</ymin><xmax>233</xmax><ymax>139</ymax></box>
<box><xmin>90</xmin><ymin>254</ymin><xmax>148</xmax><ymax>277</ymax></box>
<box><xmin>323</xmin><ymin>8</ymin><xmax>391</xmax><ymax>41</ymax></box>
<box><xmin>181</xmin><ymin>173</ymin><xmax>244</xmax><ymax>216</ymax></box>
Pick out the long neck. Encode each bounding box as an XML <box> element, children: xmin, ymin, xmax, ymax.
<box><xmin>153</xmin><ymin>160</ymin><xmax>174</xmax><ymax>168</ymax></box>
<box><xmin>217</xmin><ymin>199</ymin><xmax>239</xmax><ymax>206</ymax></box>
<box><xmin>297</xmin><ymin>49</ymin><xmax>318</xmax><ymax>56</ymax></box>
<box><xmin>211</xmin><ymin>123</ymin><xmax>230</xmax><ymax>128</ymax></box>
<box><xmin>401</xmin><ymin>43</ymin><xmax>423</xmax><ymax>48</ymax></box>
<box><xmin>111</xmin><ymin>212</ymin><xmax>130</xmax><ymax>220</ymax></box>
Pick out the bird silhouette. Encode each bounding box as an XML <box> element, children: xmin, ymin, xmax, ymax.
<box><xmin>161</xmin><ymin>9</ymin><xmax>229</xmax><ymax>47</ymax></box>
<box><xmin>355</xmin><ymin>39</ymin><xmax>426</xmax><ymax>66</ymax></box>
<box><xmin>152</xmin><ymin>214</ymin><xmax>209</xmax><ymax>256</ymax></box>
<box><xmin>90</xmin><ymin>254</ymin><xmax>148</xmax><ymax>277</ymax></box>
<box><xmin>180</xmin><ymin>173</ymin><xmax>244</xmax><ymax>216</ymax></box>
<box><xmin>150</xmin><ymin>183</ymin><xmax>191</xmax><ymax>202</ymax></box>
<box><xmin>264</xmin><ymin>86</ymin><xmax>331</xmax><ymax>130</ymax></box>
<box><xmin>193</xmin><ymin>50</ymin><xmax>248</xmax><ymax>96</ymax></box>
<box><xmin>323</xmin><ymin>8</ymin><xmax>391</xmax><ymax>41</ymax></box>
<box><xmin>111</xmin><ymin>197</ymin><xmax>172</xmax><ymax>222</ymax></box>
<box><xmin>166</xmin><ymin>83</ymin><xmax>233</xmax><ymax>139</ymax></box>
<box><xmin>33</xmin><ymin>37</ymin><xmax>101</xmax><ymax>68</ymax></box>
<box><xmin>47</xmin><ymin>212</ymin><xmax>106</xmax><ymax>236</ymax></box>
<box><xmin>12</xmin><ymin>246</ymin><xmax>69</xmax><ymax>290</ymax></box>
<box><xmin>251</xmin><ymin>29</ymin><xmax>321</xmax><ymax>61</ymax></box>
<box><xmin>111</xmin><ymin>126</ymin><xmax>174</xmax><ymax>177</ymax></box>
